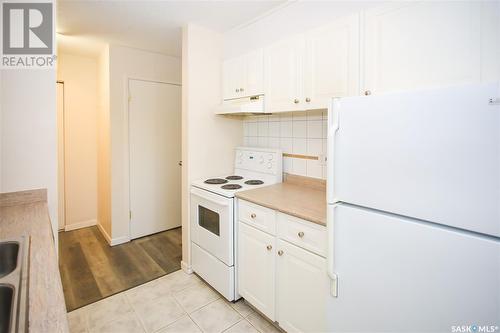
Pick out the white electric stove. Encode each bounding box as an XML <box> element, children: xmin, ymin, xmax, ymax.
<box><xmin>190</xmin><ymin>147</ymin><xmax>282</xmax><ymax>301</ymax></box>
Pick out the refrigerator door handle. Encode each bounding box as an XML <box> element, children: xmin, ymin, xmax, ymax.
<box><xmin>327</xmin><ymin>98</ymin><xmax>341</xmax><ymax>203</ymax></box>
<box><xmin>327</xmin><ymin>203</ymin><xmax>339</xmax><ymax>297</ymax></box>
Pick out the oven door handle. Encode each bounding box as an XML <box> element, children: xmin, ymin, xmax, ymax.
<box><xmin>190</xmin><ymin>187</ymin><xmax>232</xmax><ymax>207</ymax></box>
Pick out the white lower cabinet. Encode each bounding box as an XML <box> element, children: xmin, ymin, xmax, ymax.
<box><xmin>237</xmin><ymin>200</ymin><xmax>328</xmax><ymax>332</ymax></box>
<box><xmin>238</xmin><ymin>222</ymin><xmax>276</xmax><ymax>321</ymax></box>
<box><xmin>276</xmin><ymin>239</ymin><xmax>328</xmax><ymax>333</ymax></box>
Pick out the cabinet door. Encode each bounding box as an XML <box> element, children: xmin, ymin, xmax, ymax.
<box><xmin>244</xmin><ymin>49</ymin><xmax>264</xmax><ymax>97</ymax></box>
<box><xmin>276</xmin><ymin>240</ymin><xmax>328</xmax><ymax>333</ymax></box>
<box><xmin>305</xmin><ymin>13</ymin><xmax>360</xmax><ymax>109</ymax></box>
<box><xmin>223</xmin><ymin>56</ymin><xmax>245</xmax><ymax>100</ymax></box>
<box><xmin>238</xmin><ymin>222</ymin><xmax>276</xmax><ymax>320</ymax></box>
<box><xmin>363</xmin><ymin>2</ymin><xmax>482</xmax><ymax>94</ymax></box>
<box><xmin>264</xmin><ymin>35</ymin><xmax>304</xmax><ymax>113</ymax></box>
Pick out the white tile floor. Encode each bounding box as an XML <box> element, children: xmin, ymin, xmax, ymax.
<box><xmin>67</xmin><ymin>270</ymin><xmax>282</xmax><ymax>333</ymax></box>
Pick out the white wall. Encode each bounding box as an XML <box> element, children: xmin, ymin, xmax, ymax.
<box><xmin>57</xmin><ymin>53</ymin><xmax>98</xmax><ymax>230</ymax></box>
<box><xmin>181</xmin><ymin>24</ymin><xmax>243</xmax><ymax>270</ymax></box>
<box><xmin>0</xmin><ymin>69</ymin><xmax>58</xmax><ymax>242</ymax></box>
<box><xmin>108</xmin><ymin>45</ymin><xmax>181</xmax><ymax>244</ymax></box>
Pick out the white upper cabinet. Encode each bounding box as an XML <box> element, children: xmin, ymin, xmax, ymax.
<box><xmin>222</xmin><ymin>49</ymin><xmax>264</xmax><ymax>100</ymax></box>
<box><xmin>363</xmin><ymin>2</ymin><xmax>496</xmax><ymax>95</ymax></box>
<box><xmin>244</xmin><ymin>49</ymin><xmax>265</xmax><ymax>97</ymax></box>
<box><xmin>222</xmin><ymin>2</ymin><xmax>499</xmax><ymax>112</ymax></box>
<box><xmin>264</xmin><ymin>14</ymin><xmax>360</xmax><ymax>112</ymax></box>
<box><xmin>264</xmin><ymin>35</ymin><xmax>305</xmax><ymax>113</ymax></box>
<box><xmin>304</xmin><ymin>14</ymin><xmax>360</xmax><ymax>109</ymax></box>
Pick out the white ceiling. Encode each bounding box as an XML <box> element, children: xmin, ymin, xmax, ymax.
<box><xmin>57</xmin><ymin>0</ymin><xmax>287</xmax><ymax>57</ymax></box>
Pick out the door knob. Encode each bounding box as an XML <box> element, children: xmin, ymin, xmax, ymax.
<box><xmin>305</xmin><ymin>97</ymin><xmax>311</xmax><ymax>102</ymax></box>
<box><xmin>266</xmin><ymin>245</ymin><xmax>272</xmax><ymax>251</ymax></box>
<box><xmin>251</xmin><ymin>213</ymin><xmax>256</xmax><ymax>219</ymax></box>
<box><xmin>364</xmin><ymin>90</ymin><xmax>371</xmax><ymax>96</ymax></box>
<box><xmin>236</xmin><ymin>89</ymin><xmax>240</xmax><ymax>93</ymax></box>
<box><xmin>240</xmin><ymin>88</ymin><xmax>244</xmax><ymax>92</ymax></box>
<box><xmin>298</xmin><ymin>231</ymin><xmax>304</xmax><ymax>238</ymax></box>
<box><xmin>278</xmin><ymin>250</ymin><xmax>284</xmax><ymax>256</ymax></box>
<box><xmin>178</xmin><ymin>161</ymin><xmax>182</xmax><ymax>166</ymax></box>
<box><xmin>294</xmin><ymin>99</ymin><xmax>299</xmax><ymax>104</ymax></box>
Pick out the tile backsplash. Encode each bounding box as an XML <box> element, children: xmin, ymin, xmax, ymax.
<box><xmin>243</xmin><ymin>110</ymin><xmax>328</xmax><ymax>179</ymax></box>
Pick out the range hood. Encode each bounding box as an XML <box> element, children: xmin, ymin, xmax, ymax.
<box><xmin>214</xmin><ymin>95</ymin><xmax>265</xmax><ymax>115</ymax></box>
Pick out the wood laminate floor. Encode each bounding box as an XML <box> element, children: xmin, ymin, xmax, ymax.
<box><xmin>59</xmin><ymin>226</ymin><xmax>182</xmax><ymax>311</ymax></box>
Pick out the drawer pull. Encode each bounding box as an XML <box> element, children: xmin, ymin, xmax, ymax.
<box><xmin>298</xmin><ymin>231</ymin><xmax>305</xmax><ymax>238</ymax></box>
<box><xmin>251</xmin><ymin>213</ymin><xmax>257</xmax><ymax>219</ymax></box>
<box><xmin>266</xmin><ymin>245</ymin><xmax>272</xmax><ymax>251</ymax></box>
<box><xmin>278</xmin><ymin>250</ymin><xmax>284</xmax><ymax>256</ymax></box>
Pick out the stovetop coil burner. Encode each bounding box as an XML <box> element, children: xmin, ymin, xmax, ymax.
<box><xmin>225</xmin><ymin>175</ymin><xmax>243</xmax><ymax>180</ymax></box>
<box><xmin>204</xmin><ymin>178</ymin><xmax>228</xmax><ymax>185</ymax></box>
<box><xmin>245</xmin><ymin>180</ymin><xmax>264</xmax><ymax>185</ymax></box>
<box><xmin>221</xmin><ymin>184</ymin><xmax>242</xmax><ymax>190</ymax></box>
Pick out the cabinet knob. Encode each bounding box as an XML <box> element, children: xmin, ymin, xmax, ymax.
<box><xmin>236</xmin><ymin>89</ymin><xmax>240</xmax><ymax>93</ymax></box>
<box><xmin>240</xmin><ymin>88</ymin><xmax>244</xmax><ymax>92</ymax></box>
<box><xmin>278</xmin><ymin>250</ymin><xmax>284</xmax><ymax>256</ymax></box>
<box><xmin>305</xmin><ymin>97</ymin><xmax>311</xmax><ymax>103</ymax></box>
<box><xmin>266</xmin><ymin>245</ymin><xmax>272</xmax><ymax>251</ymax></box>
<box><xmin>298</xmin><ymin>231</ymin><xmax>305</xmax><ymax>238</ymax></box>
<box><xmin>294</xmin><ymin>99</ymin><xmax>299</xmax><ymax>104</ymax></box>
<box><xmin>364</xmin><ymin>90</ymin><xmax>371</xmax><ymax>96</ymax></box>
<box><xmin>250</xmin><ymin>213</ymin><xmax>256</xmax><ymax>219</ymax></box>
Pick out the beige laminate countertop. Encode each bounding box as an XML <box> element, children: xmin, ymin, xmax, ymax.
<box><xmin>236</xmin><ymin>178</ymin><xmax>327</xmax><ymax>226</ymax></box>
<box><xmin>0</xmin><ymin>189</ymin><xmax>69</xmax><ymax>333</ymax></box>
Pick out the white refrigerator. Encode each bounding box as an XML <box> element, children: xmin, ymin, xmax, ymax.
<box><xmin>326</xmin><ymin>82</ymin><xmax>500</xmax><ymax>332</ymax></box>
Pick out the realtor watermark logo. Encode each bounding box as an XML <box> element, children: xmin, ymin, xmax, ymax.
<box><xmin>1</xmin><ymin>1</ymin><xmax>55</xmax><ymax>68</ymax></box>
<box><xmin>451</xmin><ymin>325</ymin><xmax>499</xmax><ymax>333</ymax></box>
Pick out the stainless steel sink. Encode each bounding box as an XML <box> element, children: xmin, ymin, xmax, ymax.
<box><xmin>0</xmin><ymin>238</ymin><xmax>29</xmax><ymax>333</ymax></box>
<box><xmin>0</xmin><ymin>242</ymin><xmax>19</xmax><ymax>278</ymax></box>
<box><xmin>0</xmin><ymin>285</ymin><xmax>14</xmax><ymax>333</ymax></box>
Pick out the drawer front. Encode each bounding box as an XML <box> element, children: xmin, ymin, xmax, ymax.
<box><xmin>277</xmin><ymin>213</ymin><xmax>327</xmax><ymax>257</ymax></box>
<box><xmin>238</xmin><ymin>200</ymin><xmax>276</xmax><ymax>235</ymax></box>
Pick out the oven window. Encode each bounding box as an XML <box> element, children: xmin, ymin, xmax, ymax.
<box><xmin>198</xmin><ymin>206</ymin><xmax>220</xmax><ymax>236</ymax></box>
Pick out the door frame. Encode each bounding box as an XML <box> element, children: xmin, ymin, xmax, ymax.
<box><xmin>57</xmin><ymin>80</ymin><xmax>67</xmax><ymax>231</ymax></box>
<box><xmin>124</xmin><ymin>77</ymin><xmax>182</xmax><ymax>240</ymax></box>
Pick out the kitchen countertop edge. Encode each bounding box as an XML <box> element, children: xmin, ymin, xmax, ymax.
<box><xmin>0</xmin><ymin>189</ymin><xmax>69</xmax><ymax>333</ymax></box>
<box><xmin>235</xmin><ymin>182</ymin><xmax>327</xmax><ymax>226</ymax></box>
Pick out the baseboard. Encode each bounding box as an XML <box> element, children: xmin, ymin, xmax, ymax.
<box><xmin>181</xmin><ymin>260</ymin><xmax>193</xmax><ymax>274</ymax></box>
<box><xmin>64</xmin><ymin>219</ymin><xmax>97</xmax><ymax>232</ymax></box>
<box><xmin>96</xmin><ymin>222</ymin><xmax>112</xmax><ymax>244</ymax></box>
<box><xmin>110</xmin><ymin>236</ymin><xmax>130</xmax><ymax>246</ymax></box>
<box><xmin>96</xmin><ymin>222</ymin><xmax>130</xmax><ymax>246</ymax></box>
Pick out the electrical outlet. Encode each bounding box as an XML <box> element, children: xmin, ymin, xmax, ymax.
<box><xmin>318</xmin><ymin>154</ymin><xmax>327</xmax><ymax>166</ymax></box>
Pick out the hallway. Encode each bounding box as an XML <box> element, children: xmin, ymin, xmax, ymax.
<box><xmin>59</xmin><ymin>226</ymin><xmax>182</xmax><ymax>311</ymax></box>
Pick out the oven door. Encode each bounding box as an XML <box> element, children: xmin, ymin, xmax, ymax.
<box><xmin>190</xmin><ymin>187</ymin><xmax>234</xmax><ymax>266</ymax></box>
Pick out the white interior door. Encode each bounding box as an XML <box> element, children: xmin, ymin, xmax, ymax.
<box><xmin>129</xmin><ymin>79</ymin><xmax>181</xmax><ymax>239</ymax></box>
